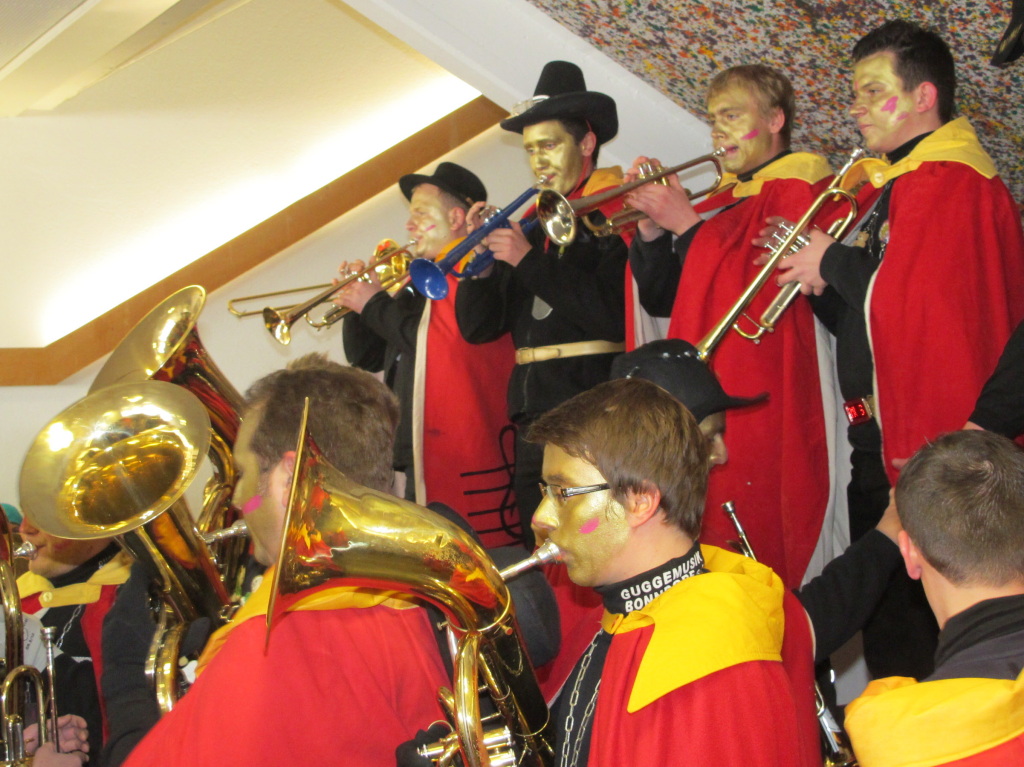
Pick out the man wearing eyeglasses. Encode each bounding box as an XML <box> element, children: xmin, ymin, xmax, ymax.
<box><xmin>528</xmin><ymin>378</ymin><xmax>819</xmax><ymax>766</ymax></box>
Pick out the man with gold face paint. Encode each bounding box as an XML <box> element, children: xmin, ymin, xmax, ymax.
<box><xmin>527</xmin><ymin>378</ymin><xmax>821</xmax><ymax>767</ymax></box>
<box><xmin>335</xmin><ymin>163</ymin><xmax>519</xmax><ymax>547</ymax></box>
<box><xmin>762</xmin><ymin>20</ymin><xmax>1024</xmax><ymax>681</ymax></box>
<box><xmin>455</xmin><ymin>61</ymin><xmax>631</xmax><ymax>547</ymax></box>
<box><xmin>624</xmin><ymin>64</ymin><xmax>835</xmax><ymax>592</ymax></box>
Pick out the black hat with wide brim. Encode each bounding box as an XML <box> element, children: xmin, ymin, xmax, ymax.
<box><xmin>399</xmin><ymin>162</ymin><xmax>487</xmax><ymax>208</ymax></box>
<box><xmin>993</xmin><ymin>0</ymin><xmax>1024</xmax><ymax>66</ymax></box>
<box><xmin>611</xmin><ymin>339</ymin><xmax>768</xmax><ymax>423</ymax></box>
<box><xmin>500</xmin><ymin>60</ymin><xmax>618</xmax><ymax>145</ymax></box>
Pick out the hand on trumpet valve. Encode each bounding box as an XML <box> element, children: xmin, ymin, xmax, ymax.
<box><xmin>485</xmin><ymin>218</ymin><xmax>531</xmax><ymax>268</ymax></box>
<box><xmin>25</xmin><ymin>715</ymin><xmax>90</xmax><ymax>759</ymax></box>
<box><xmin>623</xmin><ymin>155</ymin><xmax>699</xmax><ymax>239</ymax></box>
<box><xmin>753</xmin><ymin>216</ymin><xmax>832</xmax><ymax>296</ymax></box>
<box><xmin>331</xmin><ymin>259</ymin><xmax>382</xmax><ymax>314</ymax></box>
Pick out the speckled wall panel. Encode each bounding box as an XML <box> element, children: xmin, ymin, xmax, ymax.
<box><xmin>526</xmin><ymin>0</ymin><xmax>1024</xmax><ymax>208</ymax></box>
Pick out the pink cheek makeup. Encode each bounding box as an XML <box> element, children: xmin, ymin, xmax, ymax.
<box><xmin>579</xmin><ymin>518</ymin><xmax>600</xmax><ymax>535</ymax></box>
<box><xmin>881</xmin><ymin>96</ymin><xmax>898</xmax><ymax>113</ymax></box>
<box><xmin>740</xmin><ymin>129</ymin><xmax>760</xmax><ymax>140</ymax></box>
<box><xmin>240</xmin><ymin>495</ymin><xmax>263</xmax><ymax>515</ymax></box>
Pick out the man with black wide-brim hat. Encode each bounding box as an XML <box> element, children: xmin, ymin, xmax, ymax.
<box><xmin>334</xmin><ymin>163</ymin><xmax>521</xmax><ymax>548</ymax></box>
<box><xmin>455</xmin><ymin>61</ymin><xmax>634</xmax><ymax>545</ymax></box>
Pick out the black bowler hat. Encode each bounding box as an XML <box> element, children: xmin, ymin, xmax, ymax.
<box><xmin>610</xmin><ymin>339</ymin><xmax>768</xmax><ymax>422</ymax></box>
<box><xmin>992</xmin><ymin>0</ymin><xmax>1024</xmax><ymax>66</ymax></box>
<box><xmin>399</xmin><ymin>162</ymin><xmax>487</xmax><ymax>208</ymax></box>
<box><xmin>500</xmin><ymin>60</ymin><xmax>618</xmax><ymax>145</ymax></box>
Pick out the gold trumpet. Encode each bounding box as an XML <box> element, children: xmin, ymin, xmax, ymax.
<box><xmin>695</xmin><ymin>149</ymin><xmax>864</xmax><ymax>360</ymax></box>
<box><xmin>535</xmin><ymin>148</ymin><xmax>726</xmax><ymax>247</ymax></box>
<box><xmin>227</xmin><ymin>239</ymin><xmax>415</xmax><ymax>346</ymax></box>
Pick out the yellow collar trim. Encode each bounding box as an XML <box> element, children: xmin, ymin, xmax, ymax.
<box><xmin>718</xmin><ymin>152</ymin><xmax>831</xmax><ymax>199</ymax></box>
<box><xmin>844</xmin><ymin>117</ymin><xmax>997</xmax><ymax>190</ymax></box>
<box><xmin>17</xmin><ymin>552</ymin><xmax>132</xmax><ymax>608</ymax></box>
<box><xmin>845</xmin><ymin>671</ymin><xmax>1024</xmax><ymax>767</ymax></box>
<box><xmin>196</xmin><ymin>565</ymin><xmax>417</xmax><ymax>675</ymax></box>
<box><xmin>582</xmin><ymin>166</ymin><xmax>625</xmax><ymax>196</ymax></box>
<box><xmin>603</xmin><ymin>545</ymin><xmax>785</xmax><ymax>712</ymax></box>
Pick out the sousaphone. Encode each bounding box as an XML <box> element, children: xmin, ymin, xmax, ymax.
<box><xmin>19</xmin><ymin>381</ymin><xmax>233</xmax><ymax>712</ymax></box>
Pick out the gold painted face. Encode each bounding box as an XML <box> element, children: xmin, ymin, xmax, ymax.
<box><xmin>17</xmin><ymin>516</ymin><xmax>109</xmax><ymax>580</ymax></box>
<box><xmin>530</xmin><ymin>444</ymin><xmax>631</xmax><ymax>588</ymax></box>
<box><xmin>707</xmin><ymin>83</ymin><xmax>781</xmax><ymax>175</ymax></box>
<box><xmin>698</xmin><ymin>411</ymin><xmax>728</xmax><ymax>467</ymax></box>
<box><xmin>406</xmin><ymin>184</ymin><xmax>456</xmax><ymax>260</ymax></box>
<box><xmin>232</xmin><ymin>409</ymin><xmax>283</xmax><ymax>567</ymax></box>
<box><xmin>850</xmin><ymin>52</ymin><xmax>919</xmax><ymax>155</ymax></box>
<box><xmin>522</xmin><ymin>120</ymin><xmax>589</xmax><ymax>196</ymax></box>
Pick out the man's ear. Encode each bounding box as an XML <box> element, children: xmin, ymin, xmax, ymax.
<box><xmin>898</xmin><ymin>529</ymin><xmax>925</xmax><ymax>581</ymax></box>
<box><xmin>625</xmin><ymin>482</ymin><xmax>662</xmax><ymax>529</ymax></box>
<box><xmin>915</xmin><ymin>81</ymin><xmax>939</xmax><ymax>114</ymax></box>
<box><xmin>579</xmin><ymin>130</ymin><xmax>597</xmax><ymax>159</ymax></box>
<box><xmin>768</xmin><ymin>107</ymin><xmax>786</xmax><ymax>136</ymax></box>
<box><xmin>271</xmin><ymin>451</ymin><xmax>298</xmax><ymax>510</ymax></box>
<box><xmin>448</xmin><ymin>205</ymin><xmax>467</xmax><ymax>231</ymax></box>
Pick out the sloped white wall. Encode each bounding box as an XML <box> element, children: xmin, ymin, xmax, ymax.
<box><xmin>1</xmin><ymin>125</ymin><xmax>534</xmax><ymax>506</ymax></box>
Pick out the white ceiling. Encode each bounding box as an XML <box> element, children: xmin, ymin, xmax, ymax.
<box><xmin>1</xmin><ymin>0</ymin><xmax>710</xmax><ymax>352</ymax></box>
<box><xmin>0</xmin><ymin>0</ymin><xmax>479</xmax><ymax>348</ymax></box>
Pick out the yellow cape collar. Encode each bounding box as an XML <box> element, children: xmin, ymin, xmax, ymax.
<box><xmin>845</xmin><ymin>671</ymin><xmax>1024</xmax><ymax>767</ymax></box>
<box><xmin>196</xmin><ymin>564</ymin><xmax>417</xmax><ymax>675</ymax></box>
<box><xmin>716</xmin><ymin>151</ymin><xmax>831</xmax><ymax>199</ymax></box>
<box><xmin>17</xmin><ymin>551</ymin><xmax>132</xmax><ymax>608</ymax></box>
<box><xmin>841</xmin><ymin>117</ymin><xmax>997</xmax><ymax>192</ymax></box>
<box><xmin>601</xmin><ymin>545</ymin><xmax>786</xmax><ymax>712</ymax></box>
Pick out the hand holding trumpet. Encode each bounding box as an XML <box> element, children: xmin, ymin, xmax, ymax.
<box><xmin>752</xmin><ymin>216</ymin><xmax>834</xmax><ymax>296</ymax></box>
<box><xmin>623</xmin><ymin>156</ymin><xmax>702</xmax><ymax>240</ymax></box>
<box><xmin>465</xmin><ymin>201</ymin><xmax>531</xmax><ymax>269</ymax></box>
<box><xmin>331</xmin><ymin>259</ymin><xmax>383</xmax><ymax>314</ymax></box>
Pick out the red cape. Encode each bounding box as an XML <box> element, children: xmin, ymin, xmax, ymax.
<box><xmin>667</xmin><ymin>175</ymin><xmax>833</xmax><ymax>587</ymax></box>
<box><xmin>419</xmin><ymin>278</ymin><xmax>519</xmax><ymax>547</ymax></box>
<box><xmin>124</xmin><ymin>604</ymin><xmax>447</xmax><ymax>767</ymax></box>
<box><xmin>866</xmin><ymin>162</ymin><xmax>1024</xmax><ymax>485</ymax></box>
<box><xmin>587</xmin><ymin>551</ymin><xmax>819</xmax><ymax>767</ymax></box>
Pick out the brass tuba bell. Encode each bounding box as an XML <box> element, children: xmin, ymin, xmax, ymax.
<box><xmin>89</xmin><ymin>284</ymin><xmax>247</xmax><ymax>594</ymax></box>
<box><xmin>267</xmin><ymin>402</ymin><xmax>554</xmax><ymax>767</ymax></box>
<box><xmin>19</xmin><ymin>381</ymin><xmax>234</xmax><ymax>713</ymax></box>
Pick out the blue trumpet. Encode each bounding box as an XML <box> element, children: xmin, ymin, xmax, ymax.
<box><xmin>410</xmin><ymin>186</ymin><xmax>539</xmax><ymax>300</ymax></box>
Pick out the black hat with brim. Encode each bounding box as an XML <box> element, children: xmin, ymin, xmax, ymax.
<box><xmin>399</xmin><ymin>162</ymin><xmax>487</xmax><ymax>208</ymax></box>
<box><xmin>500</xmin><ymin>60</ymin><xmax>618</xmax><ymax>145</ymax></box>
<box><xmin>611</xmin><ymin>339</ymin><xmax>768</xmax><ymax>423</ymax></box>
<box><xmin>992</xmin><ymin>0</ymin><xmax>1024</xmax><ymax>66</ymax></box>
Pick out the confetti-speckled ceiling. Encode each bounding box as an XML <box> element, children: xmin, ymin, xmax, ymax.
<box><xmin>526</xmin><ymin>0</ymin><xmax>1024</xmax><ymax>208</ymax></box>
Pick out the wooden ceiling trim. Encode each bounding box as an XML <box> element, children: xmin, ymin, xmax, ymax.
<box><xmin>1</xmin><ymin>95</ymin><xmax>506</xmax><ymax>387</ymax></box>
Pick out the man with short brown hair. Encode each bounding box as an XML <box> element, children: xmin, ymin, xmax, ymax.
<box><xmin>626</xmin><ymin>63</ymin><xmax>834</xmax><ymax>589</ymax></box>
<box><xmin>529</xmin><ymin>378</ymin><xmax>819</xmax><ymax>766</ymax></box>
<box><xmin>845</xmin><ymin>430</ymin><xmax>1024</xmax><ymax>765</ymax></box>
<box><xmin>120</xmin><ymin>354</ymin><xmax>449</xmax><ymax>767</ymax></box>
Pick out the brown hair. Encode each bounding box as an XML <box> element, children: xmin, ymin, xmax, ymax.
<box><xmin>707</xmin><ymin>64</ymin><xmax>796</xmax><ymax>145</ymax></box>
<box><xmin>528</xmin><ymin>378</ymin><xmax>709</xmax><ymax>538</ymax></box>
<box><xmin>896</xmin><ymin>430</ymin><xmax>1024</xmax><ymax>586</ymax></box>
<box><xmin>244</xmin><ymin>353</ymin><xmax>399</xmax><ymax>493</ymax></box>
